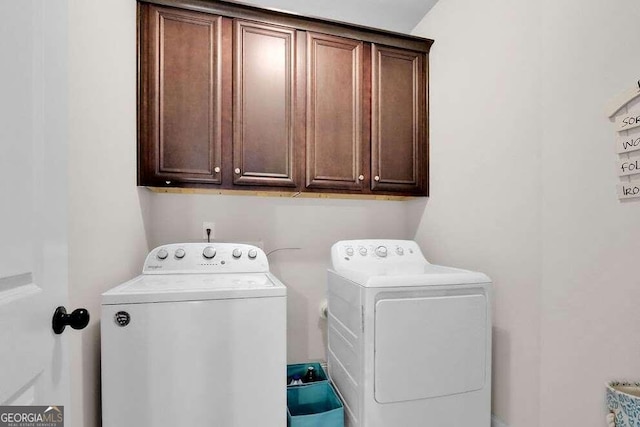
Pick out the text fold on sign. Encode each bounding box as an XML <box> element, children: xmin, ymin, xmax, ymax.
<box><xmin>617</xmin><ymin>158</ymin><xmax>640</xmax><ymax>177</ymax></box>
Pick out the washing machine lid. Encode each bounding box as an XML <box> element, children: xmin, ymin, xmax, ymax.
<box><xmin>101</xmin><ymin>273</ymin><xmax>286</xmax><ymax>305</ymax></box>
<box><xmin>331</xmin><ymin>264</ymin><xmax>490</xmax><ymax>288</ymax></box>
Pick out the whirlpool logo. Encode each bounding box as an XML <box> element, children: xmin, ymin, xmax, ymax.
<box><xmin>0</xmin><ymin>406</ymin><xmax>64</xmax><ymax>426</ymax></box>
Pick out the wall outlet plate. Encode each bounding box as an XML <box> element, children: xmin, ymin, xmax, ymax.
<box><xmin>202</xmin><ymin>222</ymin><xmax>215</xmax><ymax>241</ymax></box>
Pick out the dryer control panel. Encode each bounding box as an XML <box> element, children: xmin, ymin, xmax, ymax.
<box><xmin>331</xmin><ymin>239</ymin><xmax>429</xmax><ymax>272</ymax></box>
<box><xmin>143</xmin><ymin>243</ymin><xmax>269</xmax><ymax>274</ymax></box>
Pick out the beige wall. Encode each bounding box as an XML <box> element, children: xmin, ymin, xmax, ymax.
<box><xmin>68</xmin><ymin>1</ymin><xmax>149</xmax><ymax>426</ymax></box>
<box><xmin>413</xmin><ymin>0</ymin><xmax>640</xmax><ymax>425</ymax></box>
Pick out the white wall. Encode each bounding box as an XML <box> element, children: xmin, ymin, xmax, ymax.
<box><xmin>68</xmin><ymin>1</ymin><xmax>149</xmax><ymax>426</ymax></box>
<box><xmin>538</xmin><ymin>0</ymin><xmax>640</xmax><ymax>425</ymax></box>
<box><xmin>413</xmin><ymin>0</ymin><xmax>640</xmax><ymax>425</ymax></box>
<box><xmin>239</xmin><ymin>0</ymin><xmax>439</xmax><ymax>33</ymax></box>
<box><xmin>412</xmin><ymin>1</ymin><xmax>542</xmax><ymax>425</ymax></box>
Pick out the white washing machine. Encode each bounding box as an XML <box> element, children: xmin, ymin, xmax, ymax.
<box><xmin>101</xmin><ymin>243</ymin><xmax>286</xmax><ymax>427</ymax></box>
<box><xmin>327</xmin><ymin>240</ymin><xmax>491</xmax><ymax>427</ymax></box>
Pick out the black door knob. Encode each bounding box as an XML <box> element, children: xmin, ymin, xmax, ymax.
<box><xmin>52</xmin><ymin>306</ymin><xmax>90</xmax><ymax>334</ymax></box>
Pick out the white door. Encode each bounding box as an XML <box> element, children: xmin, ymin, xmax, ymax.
<box><xmin>0</xmin><ymin>0</ymin><xmax>72</xmax><ymax>415</ymax></box>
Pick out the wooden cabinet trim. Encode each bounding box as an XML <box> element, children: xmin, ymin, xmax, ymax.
<box><xmin>138</xmin><ymin>2</ymin><xmax>430</xmax><ymax>197</ymax></box>
<box><xmin>232</xmin><ymin>19</ymin><xmax>297</xmax><ymax>187</ymax></box>
<box><xmin>140</xmin><ymin>4</ymin><xmax>223</xmax><ymax>185</ymax></box>
<box><xmin>305</xmin><ymin>32</ymin><xmax>364</xmax><ymax>191</ymax></box>
<box><xmin>140</xmin><ymin>0</ymin><xmax>433</xmax><ymax>53</ymax></box>
<box><xmin>371</xmin><ymin>44</ymin><xmax>426</xmax><ymax>194</ymax></box>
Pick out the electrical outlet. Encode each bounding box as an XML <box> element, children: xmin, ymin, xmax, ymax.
<box><xmin>202</xmin><ymin>222</ymin><xmax>215</xmax><ymax>242</ymax></box>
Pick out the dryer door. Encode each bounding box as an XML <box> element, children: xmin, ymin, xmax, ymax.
<box><xmin>374</xmin><ymin>293</ymin><xmax>487</xmax><ymax>403</ymax></box>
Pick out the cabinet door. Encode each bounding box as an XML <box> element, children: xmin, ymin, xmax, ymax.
<box><xmin>139</xmin><ymin>5</ymin><xmax>222</xmax><ymax>186</ymax></box>
<box><xmin>371</xmin><ymin>44</ymin><xmax>427</xmax><ymax>194</ymax></box>
<box><xmin>233</xmin><ymin>20</ymin><xmax>297</xmax><ymax>187</ymax></box>
<box><xmin>305</xmin><ymin>32</ymin><xmax>365</xmax><ymax>191</ymax></box>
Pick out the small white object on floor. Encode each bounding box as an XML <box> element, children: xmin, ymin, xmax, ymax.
<box><xmin>607</xmin><ymin>412</ymin><xmax>615</xmax><ymax>427</ymax></box>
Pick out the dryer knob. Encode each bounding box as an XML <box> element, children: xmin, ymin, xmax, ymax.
<box><xmin>174</xmin><ymin>248</ymin><xmax>186</xmax><ymax>259</ymax></box>
<box><xmin>345</xmin><ymin>247</ymin><xmax>354</xmax><ymax>257</ymax></box>
<box><xmin>375</xmin><ymin>246</ymin><xmax>388</xmax><ymax>257</ymax></box>
<box><xmin>232</xmin><ymin>248</ymin><xmax>242</xmax><ymax>259</ymax></box>
<box><xmin>156</xmin><ymin>249</ymin><xmax>169</xmax><ymax>260</ymax></box>
<box><xmin>248</xmin><ymin>249</ymin><xmax>258</xmax><ymax>259</ymax></box>
<box><xmin>358</xmin><ymin>246</ymin><xmax>367</xmax><ymax>256</ymax></box>
<box><xmin>396</xmin><ymin>247</ymin><xmax>404</xmax><ymax>256</ymax></box>
<box><xmin>203</xmin><ymin>246</ymin><xmax>216</xmax><ymax>259</ymax></box>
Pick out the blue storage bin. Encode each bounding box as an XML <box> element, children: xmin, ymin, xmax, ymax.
<box><xmin>287</xmin><ymin>382</ymin><xmax>344</xmax><ymax>427</ymax></box>
<box><xmin>287</xmin><ymin>363</ymin><xmax>328</xmax><ymax>386</ymax></box>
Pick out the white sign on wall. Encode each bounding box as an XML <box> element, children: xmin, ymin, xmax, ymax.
<box><xmin>617</xmin><ymin>158</ymin><xmax>640</xmax><ymax>177</ymax></box>
<box><xmin>615</xmin><ymin>110</ymin><xmax>640</xmax><ymax>132</ymax></box>
<box><xmin>617</xmin><ymin>182</ymin><xmax>640</xmax><ymax>199</ymax></box>
<box><xmin>616</xmin><ymin>134</ymin><xmax>640</xmax><ymax>154</ymax></box>
<box><xmin>608</xmin><ymin>80</ymin><xmax>640</xmax><ymax>201</ymax></box>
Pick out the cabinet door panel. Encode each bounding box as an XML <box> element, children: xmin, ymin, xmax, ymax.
<box><xmin>306</xmin><ymin>33</ymin><xmax>364</xmax><ymax>190</ymax></box>
<box><xmin>140</xmin><ymin>5</ymin><xmax>222</xmax><ymax>185</ymax></box>
<box><xmin>233</xmin><ymin>20</ymin><xmax>296</xmax><ymax>187</ymax></box>
<box><xmin>371</xmin><ymin>45</ymin><xmax>427</xmax><ymax>194</ymax></box>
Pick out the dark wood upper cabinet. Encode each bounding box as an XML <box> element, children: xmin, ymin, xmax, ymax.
<box><xmin>138</xmin><ymin>0</ymin><xmax>432</xmax><ymax>197</ymax></box>
<box><xmin>233</xmin><ymin>20</ymin><xmax>297</xmax><ymax>187</ymax></box>
<box><xmin>371</xmin><ymin>44</ymin><xmax>427</xmax><ymax>194</ymax></box>
<box><xmin>305</xmin><ymin>32</ymin><xmax>365</xmax><ymax>191</ymax></box>
<box><xmin>139</xmin><ymin>4</ymin><xmax>222</xmax><ymax>186</ymax></box>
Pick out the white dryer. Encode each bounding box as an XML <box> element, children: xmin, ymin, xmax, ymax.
<box><xmin>327</xmin><ymin>240</ymin><xmax>491</xmax><ymax>427</ymax></box>
<box><xmin>101</xmin><ymin>243</ymin><xmax>286</xmax><ymax>427</ymax></box>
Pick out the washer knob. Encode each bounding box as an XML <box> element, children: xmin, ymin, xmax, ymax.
<box><xmin>232</xmin><ymin>248</ymin><xmax>242</xmax><ymax>259</ymax></box>
<box><xmin>156</xmin><ymin>249</ymin><xmax>169</xmax><ymax>260</ymax></box>
<box><xmin>375</xmin><ymin>246</ymin><xmax>388</xmax><ymax>257</ymax></box>
<box><xmin>175</xmin><ymin>248</ymin><xmax>186</xmax><ymax>259</ymax></box>
<box><xmin>345</xmin><ymin>247</ymin><xmax>354</xmax><ymax>256</ymax></box>
<box><xmin>248</xmin><ymin>249</ymin><xmax>258</xmax><ymax>259</ymax></box>
<box><xmin>358</xmin><ymin>246</ymin><xmax>367</xmax><ymax>256</ymax></box>
<box><xmin>396</xmin><ymin>247</ymin><xmax>404</xmax><ymax>256</ymax></box>
<box><xmin>203</xmin><ymin>246</ymin><xmax>216</xmax><ymax>259</ymax></box>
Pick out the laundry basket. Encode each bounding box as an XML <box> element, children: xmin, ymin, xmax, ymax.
<box><xmin>287</xmin><ymin>381</ymin><xmax>344</xmax><ymax>427</ymax></box>
<box><xmin>606</xmin><ymin>381</ymin><xmax>640</xmax><ymax>426</ymax></box>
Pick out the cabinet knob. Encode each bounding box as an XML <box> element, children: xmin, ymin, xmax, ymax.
<box><xmin>214</xmin><ymin>167</ymin><xmax>220</xmax><ymax>173</ymax></box>
<box><xmin>165</xmin><ymin>180</ymin><xmax>172</xmax><ymax>185</ymax></box>
<box><xmin>374</xmin><ymin>176</ymin><xmax>380</xmax><ymax>181</ymax></box>
<box><xmin>234</xmin><ymin>168</ymin><xmax>241</xmax><ymax>175</ymax></box>
<box><xmin>358</xmin><ymin>175</ymin><xmax>364</xmax><ymax>181</ymax></box>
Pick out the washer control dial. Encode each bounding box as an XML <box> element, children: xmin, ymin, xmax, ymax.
<box><xmin>375</xmin><ymin>246</ymin><xmax>388</xmax><ymax>257</ymax></box>
<box><xmin>202</xmin><ymin>246</ymin><xmax>216</xmax><ymax>259</ymax></box>
<box><xmin>174</xmin><ymin>248</ymin><xmax>186</xmax><ymax>259</ymax></box>
<box><xmin>396</xmin><ymin>247</ymin><xmax>404</xmax><ymax>256</ymax></box>
<box><xmin>345</xmin><ymin>247</ymin><xmax>354</xmax><ymax>257</ymax></box>
<box><xmin>248</xmin><ymin>249</ymin><xmax>258</xmax><ymax>259</ymax></box>
<box><xmin>156</xmin><ymin>249</ymin><xmax>168</xmax><ymax>260</ymax></box>
<box><xmin>358</xmin><ymin>246</ymin><xmax>367</xmax><ymax>256</ymax></box>
<box><xmin>232</xmin><ymin>248</ymin><xmax>242</xmax><ymax>259</ymax></box>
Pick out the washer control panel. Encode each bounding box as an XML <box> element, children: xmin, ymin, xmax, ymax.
<box><xmin>143</xmin><ymin>243</ymin><xmax>268</xmax><ymax>274</ymax></box>
<box><xmin>331</xmin><ymin>240</ymin><xmax>428</xmax><ymax>271</ymax></box>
